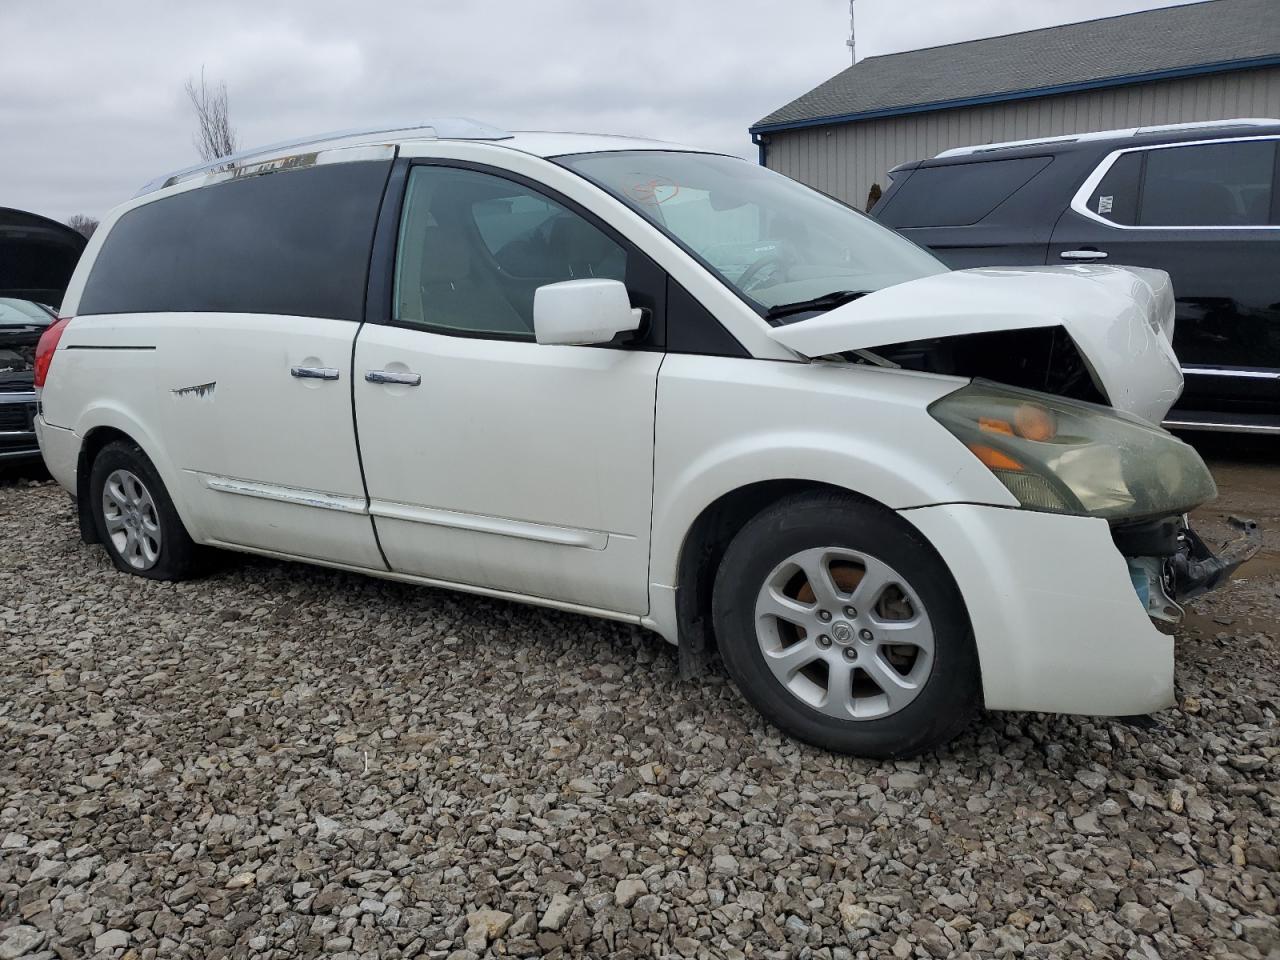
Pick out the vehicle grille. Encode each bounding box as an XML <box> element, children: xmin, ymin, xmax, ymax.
<box><xmin>0</xmin><ymin>401</ymin><xmax>36</xmax><ymax>432</ymax></box>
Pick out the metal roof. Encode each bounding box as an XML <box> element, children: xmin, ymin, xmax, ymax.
<box><xmin>752</xmin><ymin>0</ymin><xmax>1280</xmax><ymax>134</ymax></box>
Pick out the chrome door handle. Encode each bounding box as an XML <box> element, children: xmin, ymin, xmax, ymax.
<box><xmin>365</xmin><ymin>370</ymin><xmax>422</xmax><ymax>386</ymax></box>
<box><xmin>1060</xmin><ymin>249</ymin><xmax>1108</xmax><ymax>261</ymax></box>
<box><xmin>291</xmin><ymin>366</ymin><xmax>340</xmax><ymax>380</ymax></box>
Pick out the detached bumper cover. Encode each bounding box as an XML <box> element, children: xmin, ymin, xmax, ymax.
<box><xmin>902</xmin><ymin>503</ymin><xmax>1175</xmax><ymax>716</ymax></box>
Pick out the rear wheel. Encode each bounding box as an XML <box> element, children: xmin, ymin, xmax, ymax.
<box><xmin>712</xmin><ymin>491</ymin><xmax>980</xmax><ymax>758</ymax></box>
<box><xmin>89</xmin><ymin>441</ymin><xmax>201</xmax><ymax>580</ymax></box>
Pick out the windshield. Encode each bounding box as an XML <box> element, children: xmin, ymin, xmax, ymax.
<box><xmin>0</xmin><ymin>297</ymin><xmax>56</xmax><ymax>328</ymax></box>
<box><xmin>556</xmin><ymin>151</ymin><xmax>946</xmax><ymax>318</ymax></box>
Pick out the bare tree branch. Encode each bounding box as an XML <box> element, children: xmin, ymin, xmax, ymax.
<box><xmin>66</xmin><ymin>214</ymin><xmax>99</xmax><ymax>239</ymax></box>
<box><xmin>184</xmin><ymin>68</ymin><xmax>238</xmax><ymax>162</ymax></box>
<box><xmin>864</xmin><ymin>182</ymin><xmax>882</xmax><ymax>212</ymax></box>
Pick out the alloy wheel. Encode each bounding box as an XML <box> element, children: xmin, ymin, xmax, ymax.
<box><xmin>101</xmin><ymin>468</ymin><xmax>162</xmax><ymax>571</ymax></box>
<box><xmin>753</xmin><ymin>546</ymin><xmax>935</xmax><ymax>720</ymax></box>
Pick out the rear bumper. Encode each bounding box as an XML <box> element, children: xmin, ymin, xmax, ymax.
<box><xmin>902</xmin><ymin>503</ymin><xmax>1175</xmax><ymax>716</ymax></box>
<box><xmin>33</xmin><ymin>415</ymin><xmax>78</xmax><ymax>492</ymax></box>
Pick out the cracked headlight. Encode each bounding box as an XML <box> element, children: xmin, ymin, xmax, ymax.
<box><xmin>929</xmin><ymin>381</ymin><xmax>1216</xmax><ymax>520</ymax></box>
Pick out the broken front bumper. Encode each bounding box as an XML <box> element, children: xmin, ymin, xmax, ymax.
<box><xmin>1120</xmin><ymin>516</ymin><xmax>1262</xmax><ymax>622</ymax></box>
<box><xmin>902</xmin><ymin>504</ymin><xmax>1260</xmax><ymax>718</ymax></box>
<box><xmin>902</xmin><ymin>504</ymin><xmax>1178</xmax><ymax>716</ymax></box>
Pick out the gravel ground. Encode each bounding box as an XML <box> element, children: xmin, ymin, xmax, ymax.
<box><xmin>1</xmin><ymin>446</ymin><xmax>1277</xmax><ymax>960</ymax></box>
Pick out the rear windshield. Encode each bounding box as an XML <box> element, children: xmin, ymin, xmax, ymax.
<box><xmin>79</xmin><ymin>160</ymin><xmax>391</xmax><ymax>321</ymax></box>
<box><xmin>876</xmin><ymin>156</ymin><xmax>1053</xmax><ymax>228</ymax></box>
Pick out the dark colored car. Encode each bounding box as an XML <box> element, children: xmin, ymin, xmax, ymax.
<box><xmin>0</xmin><ymin>207</ymin><xmax>86</xmax><ymax>461</ymax></box>
<box><xmin>871</xmin><ymin>119</ymin><xmax>1280</xmax><ymax>435</ymax></box>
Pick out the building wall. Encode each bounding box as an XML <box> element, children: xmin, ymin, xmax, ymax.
<box><xmin>761</xmin><ymin>66</ymin><xmax>1280</xmax><ymax>210</ymax></box>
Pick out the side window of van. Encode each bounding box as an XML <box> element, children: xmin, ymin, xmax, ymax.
<box><xmin>393</xmin><ymin>165</ymin><xmax>627</xmax><ymax>338</ymax></box>
<box><xmin>78</xmin><ymin>161</ymin><xmax>391</xmax><ymax>321</ymax></box>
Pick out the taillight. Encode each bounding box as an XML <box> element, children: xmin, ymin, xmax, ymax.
<box><xmin>34</xmin><ymin>317</ymin><xmax>71</xmax><ymax>389</ymax></box>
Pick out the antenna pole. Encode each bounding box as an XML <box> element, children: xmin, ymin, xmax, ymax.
<box><xmin>846</xmin><ymin>0</ymin><xmax>856</xmax><ymax>63</ymax></box>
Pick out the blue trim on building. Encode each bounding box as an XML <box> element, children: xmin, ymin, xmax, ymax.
<box><xmin>751</xmin><ymin>132</ymin><xmax>767</xmax><ymax>166</ymax></box>
<box><xmin>749</xmin><ymin>55</ymin><xmax>1280</xmax><ymax>136</ymax></box>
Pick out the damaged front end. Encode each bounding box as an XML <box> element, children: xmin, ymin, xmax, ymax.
<box><xmin>926</xmin><ymin>380</ymin><xmax>1259</xmax><ymax>622</ymax></box>
<box><xmin>769</xmin><ymin>264</ymin><xmax>1184</xmax><ymax>425</ymax></box>
<box><xmin>1120</xmin><ymin>516</ymin><xmax>1262</xmax><ymax>622</ymax></box>
<box><xmin>770</xmin><ymin>264</ymin><xmax>1259</xmax><ymax>623</ymax></box>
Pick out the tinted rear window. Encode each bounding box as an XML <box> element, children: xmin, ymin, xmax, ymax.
<box><xmin>79</xmin><ymin>161</ymin><xmax>391</xmax><ymax>320</ymax></box>
<box><xmin>877</xmin><ymin>156</ymin><xmax>1052</xmax><ymax>228</ymax></box>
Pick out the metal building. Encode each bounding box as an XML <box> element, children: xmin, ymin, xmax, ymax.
<box><xmin>751</xmin><ymin>0</ymin><xmax>1280</xmax><ymax>209</ymax></box>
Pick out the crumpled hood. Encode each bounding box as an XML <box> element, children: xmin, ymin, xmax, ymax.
<box><xmin>768</xmin><ymin>265</ymin><xmax>1183</xmax><ymax>424</ymax></box>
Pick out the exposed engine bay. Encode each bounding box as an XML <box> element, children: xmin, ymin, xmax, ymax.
<box><xmin>0</xmin><ymin>343</ymin><xmax>36</xmax><ymax>376</ymax></box>
<box><xmin>850</xmin><ymin>326</ymin><xmax>1108</xmax><ymax>407</ymax></box>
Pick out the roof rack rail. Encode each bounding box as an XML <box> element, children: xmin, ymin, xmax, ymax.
<box><xmin>934</xmin><ymin>118</ymin><xmax>1280</xmax><ymax>159</ymax></box>
<box><xmin>137</xmin><ymin>117</ymin><xmax>511</xmax><ymax>196</ymax></box>
<box><xmin>1127</xmin><ymin>117</ymin><xmax>1280</xmax><ymax>137</ymax></box>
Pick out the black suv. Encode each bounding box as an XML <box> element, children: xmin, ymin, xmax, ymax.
<box><xmin>872</xmin><ymin>119</ymin><xmax>1280</xmax><ymax>435</ymax></box>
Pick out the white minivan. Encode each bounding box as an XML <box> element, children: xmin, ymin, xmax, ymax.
<box><xmin>35</xmin><ymin>119</ymin><xmax>1257</xmax><ymax>757</ymax></box>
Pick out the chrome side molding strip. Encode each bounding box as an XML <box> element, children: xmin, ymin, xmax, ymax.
<box><xmin>369</xmin><ymin>500</ymin><xmax>608</xmax><ymax>549</ymax></box>
<box><xmin>201</xmin><ymin>475</ymin><xmax>368</xmax><ymax>513</ymax></box>
<box><xmin>1182</xmin><ymin>367</ymin><xmax>1280</xmax><ymax>380</ymax></box>
<box><xmin>1163</xmin><ymin>418</ymin><xmax>1280</xmax><ymax>435</ymax></box>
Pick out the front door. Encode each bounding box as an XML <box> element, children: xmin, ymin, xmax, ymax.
<box><xmin>1050</xmin><ymin>137</ymin><xmax>1280</xmax><ymax>419</ymax></box>
<box><xmin>353</xmin><ymin>162</ymin><xmax>663</xmax><ymax>614</ymax></box>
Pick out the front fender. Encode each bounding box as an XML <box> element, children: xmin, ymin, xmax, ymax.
<box><xmin>649</xmin><ymin>356</ymin><xmax>1017</xmax><ymax>591</ymax></box>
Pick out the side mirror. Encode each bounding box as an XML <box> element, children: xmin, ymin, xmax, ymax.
<box><xmin>533</xmin><ymin>278</ymin><xmax>643</xmax><ymax>346</ymax></box>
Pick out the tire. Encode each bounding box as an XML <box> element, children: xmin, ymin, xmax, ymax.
<box><xmin>88</xmin><ymin>440</ymin><xmax>202</xmax><ymax>581</ymax></box>
<box><xmin>712</xmin><ymin>490</ymin><xmax>980</xmax><ymax>758</ymax></box>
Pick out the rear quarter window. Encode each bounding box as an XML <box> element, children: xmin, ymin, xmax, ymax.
<box><xmin>78</xmin><ymin>161</ymin><xmax>391</xmax><ymax>321</ymax></box>
<box><xmin>877</xmin><ymin>156</ymin><xmax>1053</xmax><ymax>228</ymax></box>
<box><xmin>1086</xmin><ymin>152</ymin><xmax>1142</xmax><ymax>225</ymax></box>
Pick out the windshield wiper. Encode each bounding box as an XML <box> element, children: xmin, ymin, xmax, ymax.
<box><xmin>765</xmin><ymin>290</ymin><xmax>871</xmax><ymax>322</ymax></box>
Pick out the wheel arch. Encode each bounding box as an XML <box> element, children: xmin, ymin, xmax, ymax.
<box><xmin>75</xmin><ymin>425</ymin><xmax>136</xmax><ymax>543</ymax></box>
<box><xmin>73</xmin><ymin>408</ymin><xmax>203</xmax><ymax>545</ymax></box>
<box><xmin>672</xmin><ymin>479</ymin><xmax>869</xmax><ymax>675</ymax></box>
<box><xmin>670</xmin><ymin>478</ymin><xmax>977</xmax><ymax>689</ymax></box>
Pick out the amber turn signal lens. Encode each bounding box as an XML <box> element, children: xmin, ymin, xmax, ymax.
<box><xmin>966</xmin><ymin>443</ymin><xmax>1024</xmax><ymax>472</ymax></box>
<box><xmin>1013</xmin><ymin>403</ymin><xmax>1056</xmax><ymax>441</ymax></box>
<box><xmin>977</xmin><ymin>416</ymin><xmax>1014</xmax><ymax>436</ymax></box>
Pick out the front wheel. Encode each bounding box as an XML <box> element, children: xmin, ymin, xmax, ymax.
<box><xmin>89</xmin><ymin>440</ymin><xmax>202</xmax><ymax>581</ymax></box>
<box><xmin>712</xmin><ymin>491</ymin><xmax>980</xmax><ymax>758</ymax></box>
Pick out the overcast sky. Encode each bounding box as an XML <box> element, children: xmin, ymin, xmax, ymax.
<box><xmin>0</xmin><ymin>0</ymin><xmax>1204</xmax><ymax>222</ymax></box>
